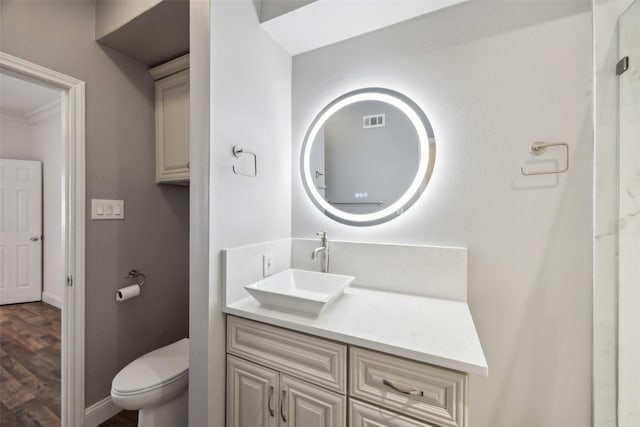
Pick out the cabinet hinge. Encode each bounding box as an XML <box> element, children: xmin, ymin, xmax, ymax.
<box><xmin>617</xmin><ymin>56</ymin><xmax>629</xmax><ymax>75</ymax></box>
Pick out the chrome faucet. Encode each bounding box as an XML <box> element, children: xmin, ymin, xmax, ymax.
<box><xmin>311</xmin><ymin>231</ymin><xmax>330</xmax><ymax>273</ymax></box>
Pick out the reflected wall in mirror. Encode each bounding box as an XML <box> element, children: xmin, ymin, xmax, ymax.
<box><xmin>301</xmin><ymin>88</ymin><xmax>435</xmax><ymax>226</ymax></box>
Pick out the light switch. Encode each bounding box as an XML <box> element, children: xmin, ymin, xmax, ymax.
<box><xmin>92</xmin><ymin>199</ymin><xmax>125</xmax><ymax>220</ymax></box>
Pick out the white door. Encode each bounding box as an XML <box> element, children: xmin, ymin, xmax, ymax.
<box><xmin>618</xmin><ymin>1</ymin><xmax>640</xmax><ymax>425</ymax></box>
<box><xmin>280</xmin><ymin>374</ymin><xmax>346</xmax><ymax>427</ymax></box>
<box><xmin>227</xmin><ymin>355</ymin><xmax>279</xmax><ymax>427</ymax></box>
<box><xmin>0</xmin><ymin>159</ymin><xmax>42</xmax><ymax>305</ymax></box>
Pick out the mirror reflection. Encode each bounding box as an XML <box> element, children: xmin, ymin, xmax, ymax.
<box><xmin>310</xmin><ymin>100</ymin><xmax>419</xmax><ymax>214</ymax></box>
<box><xmin>301</xmin><ymin>88</ymin><xmax>435</xmax><ymax>226</ymax></box>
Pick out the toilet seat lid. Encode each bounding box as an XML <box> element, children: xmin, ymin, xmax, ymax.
<box><xmin>112</xmin><ymin>338</ymin><xmax>189</xmax><ymax>395</ymax></box>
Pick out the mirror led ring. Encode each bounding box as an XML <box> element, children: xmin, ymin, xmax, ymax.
<box><xmin>301</xmin><ymin>87</ymin><xmax>436</xmax><ymax>226</ymax></box>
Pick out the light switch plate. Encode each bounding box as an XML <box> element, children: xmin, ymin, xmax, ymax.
<box><xmin>91</xmin><ymin>199</ymin><xmax>124</xmax><ymax>220</ymax></box>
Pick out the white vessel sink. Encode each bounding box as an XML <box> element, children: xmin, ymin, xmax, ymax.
<box><xmin>244</xmin><ymin>269</ymin><xmax>355</xmax><ymax>316</ymax></box>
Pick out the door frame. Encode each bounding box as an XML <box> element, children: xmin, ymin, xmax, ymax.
<box><xmin>0</xmin><ymin>52</ymin><xmax>86</xmax><ymax>426</ymax></box>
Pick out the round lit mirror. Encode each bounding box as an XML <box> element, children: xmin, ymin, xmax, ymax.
<box><xmin>301</xmin><ymin>88</ymin><xmax>436</xmax><ymax>226</ymax></box>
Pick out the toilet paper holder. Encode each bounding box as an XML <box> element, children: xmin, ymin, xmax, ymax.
<box><xmin>126</xmin><ymin>270</ymin><xmax>146</xmax><ymax>287</ymax></box>
<box><xmin>115</xmin><ymin>270</ymin><xmax>146</xmax><ymax>302</ymax></box>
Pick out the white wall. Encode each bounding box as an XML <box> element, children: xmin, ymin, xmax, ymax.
<box><xmin>197</xmin><ymin>1</ymin><xmax>292</xmax><ymax>425</ymax></box>
<box><xmin>0</xmin><ymin>114</ymin><xmax>32</xmax><ymax>159</ymax></box>
<box><xmin>30</xmin><ymin>104</ymin><xmax>64</xmax><ymax>308</ymax></box>
<box><xmin>187</xmin><ymin>0</ymin><xmax>211</xmax><ymax>425</ymax></box>
<box><xmin>291</xmin><ymin>2</ymin><xmax>592</xmax><ymax>426</ymax></box>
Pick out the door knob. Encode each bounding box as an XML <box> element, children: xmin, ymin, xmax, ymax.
<box><xmin>30</xmin><ymin>236</ymin><xmax>39</xmax><ymax>241</ymax></box>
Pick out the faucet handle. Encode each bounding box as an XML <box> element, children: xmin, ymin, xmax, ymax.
<box><xmin>316</xmin><ymin>231</ymin><xmax>327</xmax><ymax>241</ymax></box>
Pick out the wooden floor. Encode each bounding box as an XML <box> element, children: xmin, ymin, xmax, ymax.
<box><xmin>99</xmin><ymin>410</ymin><xmax>137</xmax><ymax>426</ymax></box>
<box><xmin>0</xmin><ymin>302</ymin><xmax>61</xmax><ymax>426</ymax></box>
<box><xmin>0</xmin><ymin>302</ymin><xmax>138</xmax><ymax>427</ymax></box>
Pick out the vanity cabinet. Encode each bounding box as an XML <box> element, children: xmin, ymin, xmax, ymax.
<box><xmin>226</xmin><ymin>315</ymin><xmax>468</xmax><ymax>427</ymax></box>
<box><xmin>149</xmin><ymin>54</ymin><xmax>190</xmax><ymax>184</ymax></box>
<box><xmin>226</xmin><ymin>316</ymin><xmax>347</xmax><ymax>427</ymax></box>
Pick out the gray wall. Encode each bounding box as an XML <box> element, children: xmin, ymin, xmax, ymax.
<box><xmin>0</xmin><ymin>0</ymin><xmax>189</xmax><ymax>406</ymax></box>
<box><xmin>94</xmin><ymin>0</ymin><xmax>161</xmax><ymax>39</ymax></box>
<box><xmin>322</xmin><ymin>101</ymin><xmax>418</xmax><ymax>214</ymax></box>
<box><xmin>258</xmin><ymin>0</ymin><xmax>316</xmax><ymax>22</ymax></box>
<box><xmin>292</xmin><ymin>1</ymin><xmax>592</xmax><ymax>426</ymax></box>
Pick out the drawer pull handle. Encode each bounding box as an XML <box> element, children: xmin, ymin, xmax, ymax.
<box><xmin>382</xmin><ymin>379</ymin><xmax>425</xmax><ymax>396</ymax></box>
<box><xmin>281</xmin><ymin>390</ymin><xmax>288</xmax><ymax>422</ymax></box>
<box><xmin>268</xmin><ymin>385</ymin><xmax>274</xmax><ymax>417</ymax></box>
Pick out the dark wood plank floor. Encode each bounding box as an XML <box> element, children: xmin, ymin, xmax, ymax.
<box><xmin>99</xmin><ymin>410</ymin><xmax>137</xmax><ymax>426</ymax></box>
<box><xmin>0</xmin><ymin>302</ymin><xmax>61</xmax><ymax>426</ymax></box>
<box><xmin>0</xmin><ymin>302</ymin><xmax>138</xmax><ymax>426</ymax></box>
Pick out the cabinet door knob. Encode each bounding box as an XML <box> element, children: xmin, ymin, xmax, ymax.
<box><xmin>267</xmin><ymin>385</ymin><xmax>274</xmax><ymax>417</ymax></box>
<box><xmin>30</xmin><ymin>236</ymin><xmax>40</xmax><ymax>241</ymax></box>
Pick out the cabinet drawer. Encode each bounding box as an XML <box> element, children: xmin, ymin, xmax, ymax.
<box><xmin>350</xmin><ymin>399</ymin><xmax>435</xmax><ymax>427</ymax></box>
<box><xmin>350</xmin><ymin>347</ymin><xmax>467</xmax><ymax>427</ymax></box>
<box><xmin>227</xmin><ymin>316</ymin><xmax>347</xmax><ymax>393</ymax></box>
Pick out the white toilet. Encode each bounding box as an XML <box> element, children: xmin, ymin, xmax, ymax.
<box><xmin>111</xmin><ymin>338</ymin><xmax>189</xmax><ymax>427</ymax></box>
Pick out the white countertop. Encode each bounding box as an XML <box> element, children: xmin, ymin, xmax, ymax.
<box><xmin>224</xmin><ymin>286</ymin><xmax>488</xmax><ymax>376</ymax></box>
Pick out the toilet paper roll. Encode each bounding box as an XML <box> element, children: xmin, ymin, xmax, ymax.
<box><xmin>116</xmin><ymin>284</ymin><xmax>140</xmax><ymax>302</ymax></box>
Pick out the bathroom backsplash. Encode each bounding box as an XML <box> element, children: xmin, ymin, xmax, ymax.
<box><xmin>223</xmin><ymin>238</ymin><xmax>292</xmax><ymax>306</ymax></box>
<box><xmin>292</xmin><ymin>239</ymin><xmax>466</xmax><ymax>301</ymax></box>
<box><xmin>223</xmin><ymin>238</ymin><xmax>467</xmax><ymax>306</ymax></box>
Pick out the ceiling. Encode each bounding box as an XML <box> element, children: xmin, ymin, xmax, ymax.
<box><xmin>261</xmin><ymin>0</ymin><xmax>469</xmax><ymax>56</ymax></box>
<box><xmin>96</xmin><ymin>0</ymin><xmax>189</xmax><ymax>67</ymax></box>
<box><xmin>0</xmin><ymin>71</ymin><xmax>61</xmax><ymax>117</ymax></box>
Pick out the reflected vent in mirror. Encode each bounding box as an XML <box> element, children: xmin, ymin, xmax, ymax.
<box><xmin>363</xmin><ymin>114</ymin><xmax>385</xmax><ymax>128</ymax></box>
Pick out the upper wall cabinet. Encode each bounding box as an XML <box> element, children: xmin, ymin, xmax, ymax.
<box><xmin>150</xmin><ymin>54</ymin><xmax>190</xmax><ymax>184</ymax></box>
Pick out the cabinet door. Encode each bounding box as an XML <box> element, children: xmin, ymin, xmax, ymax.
<box><xmin>155</xmin><ymin>68</ymin><xmax>190</xmax><ymax>183</ymax></box>
<box><xmin>227</xmin><ymin>356</ymin><xmax>278</xmax><ymax>427</ymax></box>
<box><xmin>279</xmin><ymin>374</ymin><xmax>345</xmax><ymax>427</ymax></box>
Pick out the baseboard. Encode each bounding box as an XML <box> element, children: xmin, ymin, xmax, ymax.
<box><xmin>42</xmin><ymin>291</ymin><xmax>62</xmax><ymax>309</ymax></box>
<box><xmin>84</xmin><ymin>396</ymin><xmax>121</xmax><ymax>427</ymax></box>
